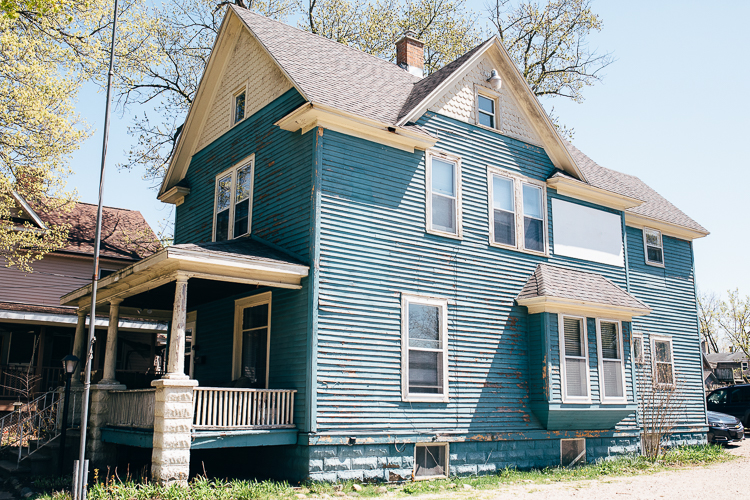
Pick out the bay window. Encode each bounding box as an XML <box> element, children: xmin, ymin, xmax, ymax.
<box><xmin>213</xmin><ymin>156</ymin><xmax>254</xmax><ymax>241</ymax></box>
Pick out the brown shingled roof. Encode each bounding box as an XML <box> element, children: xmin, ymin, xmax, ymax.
<box><xmin>517</xmin><ymin>264</ymin><xmax>650</xmax><ymax>311</ymax></box>
<box><xmin>35</xmin><ymin>201</ymin><xmax>161</xmax><ymax>261</ymax></box>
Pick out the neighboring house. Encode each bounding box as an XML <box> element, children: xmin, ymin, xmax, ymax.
<box><xmin>705</xmin><ymin>352</ymin><xmax>749</xmax><ymax>385</ymax></box>
<box><xmin>61</xmin><ymin>8</ymin><xmax>709</xmax><ymax>484</ymax></box>
<box><xmin>0</xmin><ymin>194</ymin><xmax>165</xmax><ymax>409</ymax></box>
<box><xmin>702</xmin><ymin>353</ymin><xmax>721</xmax><ymax>390</ymax></box>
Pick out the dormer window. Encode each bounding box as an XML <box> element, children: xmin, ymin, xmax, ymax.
<box><xmin>643</xmin><ymin>227</ymin><xmax>664</xmax><ymax>266</ymax></box>
<box><xmin>233</xmin><ymin>89</ymin><xmax>246</xmax><ymax>125</ymax></box>
<box><xmin>213</xmin><ymin>156</ymin><xmax>254</xmax><ymax>241</ymax></box>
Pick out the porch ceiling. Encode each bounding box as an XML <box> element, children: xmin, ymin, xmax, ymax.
<box><xmin>61</xmin><ymin>237</ymin><xmax>309</xmax><ymax>309</ymax></box>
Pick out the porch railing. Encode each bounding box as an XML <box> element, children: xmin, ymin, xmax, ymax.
<box><xmin>107</xmin><ymin>389</ymin><xmax>155</xmax><ymax>428</ymax></box>
<box><xmin>193</xmin><ymin>388</ymin><xmax>296</xmax><ymax>430</ymax></box>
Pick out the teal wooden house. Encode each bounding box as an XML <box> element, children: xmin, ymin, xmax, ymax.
<box><xmin>62</xmin><ymin>7</ymin><xmax>710</xmax><ymax>484</ymax></box>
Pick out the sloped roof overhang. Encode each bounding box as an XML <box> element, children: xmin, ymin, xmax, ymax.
<box><xmin>516</xmin><ymin>296</ymin><xmax>651</xmax><ymax>322</ymax></box>
<box><xmin>61</xmin><ymin>243</ymin><xmax>309</xmax><ymax>309</ymax></box>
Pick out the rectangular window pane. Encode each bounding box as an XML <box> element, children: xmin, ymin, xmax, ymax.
<box><xmin>415</xmin><ymin>445</ymin><xmax>446</xmax><ymax>477</ymax></box>
<box><xmin>522</xmin><ymin>184</ymin><xmax>542</xmax><ymax>219</ymax></box>
<box><xmin>493</xmin><ymin>209</ymin><xmax>515</xmax><ymax>246</ymax></box>
<box><xmin>655</xmin><ymin>341</ymin><xmax>671</xmax><ymax>363</ymax></box>
<box><xmin>478</xmin><ymin>94</ymin><xmax>494</xmax><ymax>114</ymax></box>
<box><xmin>408</xmin><ymin>349</ymin><xmax>442</xmax><ymax>393</ymax></box>
<box><xmin>234</xmin><ymin>199</ymin><xmax>249</xmax><ymax>238</ymax></box>
<box><xmin>645</xmin><ymin>229</ymin><xmax>661</xmax><ymax>247</ymax></box>
<box><xmin>432</xmin><ymin>194</ymin><xmax>456</xmax><ymax>233</ymax></box>
<box><xmin>236</xmin><ymin>165</ymin><xmax>252</xmax><ymax>201</ymax></box>
<box><xmin>478</xmin><ymin>112</ymin><xmax>494</xmax><ymax>128</ymax></box>
<box><xmin>215</xmin><ymin>210</ymin><xmax>229</xmax><ymax>241</ymax></box>
<box><xmin>234</xmin><ymin>92</ymin><xmax>245</xmax><ymax>124</ymax></box>
<box><xmin>656</xmin><ymin>362</ymin><xmax>673</xmax><ymax>385</ymax></box>
<box><xmin>633</xmin><ymin>337</ymin><xmax>642</xmax><ymax>362</ymax></box>
<box><xmin>431</xmin><ymin>158</ymin><xmax>455</xmax><ymax>197</ymax></box>
<box><xmin>647</xmin><ymin>247</ymin><xmax>663</xmax><ymax>263</ymax></box>
<box><xmin>492</xmin><ymin>176</ymin><xmax>514</xmax><ymax>212</ymax></box>
<box><xmin>217</xmin><ymin>175</ymin><xmax>231</xmax><ymax>212</ymax></box>
<box><xmin>241</xmin><ymin>327</ymin><xmax>267</xmax><ymax>387</ymax></box>
<box><xmin>600</xmin><ymin>322</ymin><xmax>620</xmax><ymax>360</ymax></box>
<box><xmin>524</xmin><ymin>217</ymin><xmax>544</xmax><ymax>252</ymax></box>
<box><xmin>565</xmin><ymin>358</ymin><xmax>587</xmax><ymax>397</ymax></box>
<box><xmin>563</xmin><ymin>318</ymin><xmax>583</xmax><ymax>357</ymax></box>
<box><xmin>408</xmin><ymin>304</ymin><xmax>439</xmax><ymax>349</ymax></box>
<box><xmin>242</xmin><ymin>303</ymin><xmax>268</xmax><ymax>330</ymax></box>
<box><xmin>603</xmin><ymin>360</ymin><xmax>623</xmax><ymax>398</ymax></box>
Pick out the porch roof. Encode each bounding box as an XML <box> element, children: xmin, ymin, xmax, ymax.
<box><xmin>60</xmin><ymin>237</ymin><xmax>309</xmax><ymax>309</ymax></box>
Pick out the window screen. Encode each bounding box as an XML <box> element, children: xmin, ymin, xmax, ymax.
<box><xmin>563</xmin><ymin>317</ymin><xmax>587</xmax><ymax>398</ymax></box>
<box><xmin>600</xmin><ymin>321</ymin><xmax>623</xmax><ymax>399</ymax></box>
<box><xmin>414</xmin><ymin>444</ymin><xmax>447</xmax><ymax>478</ymax></box>
<box><xmin>492</xmin><ymin>175</ymin><xmax>515</xmax><ymax>246</ymax></box>
<box><xmin>430</xmin><ymin>157</ymin><xmax>457</xmax><ymax>234</ymax></box>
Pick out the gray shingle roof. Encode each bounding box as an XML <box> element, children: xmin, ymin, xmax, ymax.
<box><xmin>705</xmin><ymin>352</ymin><xmax>749</xmax><ymax>363</ymax></box>
<box><xmin>173</xmin><ymin>236</ymin><xmax>306</xmax><ymax>267</ymax></box>
<box><xmin>564</xmin><ymin>142</ymin><xmax>708</xmax><ymax>234</ymax></box>
<box><xmin>517</xmin><ymin>264</ymin><xmax>650</xmax><ymax>311</ymax></box>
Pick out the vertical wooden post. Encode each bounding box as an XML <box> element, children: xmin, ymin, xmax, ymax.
<box><xmin>100</xmin><ymin>299</ymin><xmax>122</xmax><ymax>384</ymax></box>
<box><xmin>71</xmin><ymin>310</ymin><xmax>87</xmax><ymax>386</ymax></box>
<box><xmin>165</xmin><ymin>275</ymin><xmax>189</xmax><ymax>379</ymax></box>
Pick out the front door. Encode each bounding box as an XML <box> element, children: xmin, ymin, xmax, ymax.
<box><xmin>234</xmin><ymin>292</ymin><xmax>271</xmax><ymax>389</ymax></box>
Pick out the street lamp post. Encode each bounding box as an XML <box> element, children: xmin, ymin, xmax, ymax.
<box><xmin>59</xmin><ymin>355</ymin><xmax>79</xmax><ymax>477</ymax></box>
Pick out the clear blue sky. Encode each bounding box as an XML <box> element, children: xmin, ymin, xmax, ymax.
<box><xmin>66</xmin><ymin>0</ymin><xmax>750</xmax><ymax>297</ymax></box>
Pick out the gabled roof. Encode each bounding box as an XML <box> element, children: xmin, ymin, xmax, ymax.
<box><xmin>705</xmin><ymin>352</ymin><xmax>749</xmax><ymax>363</ymax></box>
<box><xmin>563</xmin><ymin>142</ymin><xmax>708</xmax><ymax>236</ymax></box>
<box><xmin>517</xmin><ymin>264</ymin><xmax>650</xmax><ymax>315</ymax></box>
<box><xmin>36</xmin><ymin>201</ymin><xmax>161</xmax><ymax>261</ymax></box>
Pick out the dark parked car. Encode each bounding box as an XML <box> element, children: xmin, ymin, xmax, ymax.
<box><xmin>706</xmin><ymin>384</ymin><xmax>750</xmax><ymax>426</ymax></box>
<box><xmin>707</xmin><ymin>411</ymin><xmax>744</xmax><ymax>444</ymax></box>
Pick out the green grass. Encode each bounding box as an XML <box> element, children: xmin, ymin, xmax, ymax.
<box><xmin>34</xmin><ymin>444</ymin><xmax>734</xmax><ymax>500</ymax></box>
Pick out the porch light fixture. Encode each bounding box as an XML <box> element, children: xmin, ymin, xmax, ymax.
<box><xmin>487</xmin><ymin>69</ymin><xmax>502</xmax><ymax>91</ymax></box>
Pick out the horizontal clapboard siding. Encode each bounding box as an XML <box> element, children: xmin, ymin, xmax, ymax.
<box><xmin>314</xmin><ymin>113</ymin><xmax>636</xmax><ymax>434</ymax></box>
<box><xmin>174</xmin><ymin>88</ymin><xmax>311</xmax><ymax>258</ymax></box>
<box><xmin>627</xmin><ymin>226</ymin><xmax>706</xmax><ymax>428</ymax></box>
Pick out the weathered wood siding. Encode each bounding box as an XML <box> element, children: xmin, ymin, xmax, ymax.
<box><xmin>314</xmin><ymin>112</ymin><xmax>636</xmax><ymax>434</ymax></box>
<box><xmin>174</xmin><ymin>88</ymin><xmax>311</xmax><ymax>258</ymax></box>
<box><xmin>626</xmin><ymin>227</ymin><xmax>706</xmax><ymax>429</ymax></box>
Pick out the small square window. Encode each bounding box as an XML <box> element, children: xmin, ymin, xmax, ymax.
<box><xmin>644</xmin><ymin>228</ymin><xmax>664</xmax><ymax>266</ymax></box>
<box><xmin>234</xmin><ymin>91</ymin><xmax>246</xmax><ymax>125</ymax></box>
<box><xmin>414</xmin><ymin>443</ymin><xmax>448</xmax><ymax>479</ymax></box>
<box><xmin>477</xmin><ymin>94</ymin><xmax>496</xmax><ymax>128</ymax></box>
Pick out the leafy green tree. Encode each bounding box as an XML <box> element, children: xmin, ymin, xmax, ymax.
<box><xmin>717</xmin><ymin>289</ymin><xmax>750</xmax><ymax>358</ymax></box>
<box><xmin>697</xmin><ymin>290</ymin><xmax>722</xmax><ymax>354</ymax></box>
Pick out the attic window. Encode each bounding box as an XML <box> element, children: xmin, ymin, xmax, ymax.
<box><xmin>214</xmin><ymin>156</ymin><xmax>254</xmax><ymax>241</ymax></box>
<box><xmin>233</xmin><ymin>89</ymin><xmax>246</xmax><ymax>125</ymax></box>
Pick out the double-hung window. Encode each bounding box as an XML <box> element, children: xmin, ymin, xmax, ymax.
<box><xmin>597</xmin><ymin>320</ymin><xmax>626</xmax><ymax>402</ymax></box>
<box><xmin>651</xmin><ymin>336</ymin><xmax>675</xmax><ymax>387</ymax></box>
<box><xmin>214</xmin><ymin>156</ymin><xmax>254</xmax><ymax>241</ymax></box>
<box><xmin>559</xmin><ymin>315</ymin><xmax>589</xmax><ymax>402</ymax></box>
<box><xmin>402</xmin><ymin>294</ymin><xmax>449</xmax><ymax>402</ymax></box>
<box><xmin>477</xmin><ymin>94</ymin><xmax>497</xmax><ymax>128</ymax></box>
<box><xmin>643</xmin><ymin>228</ymin><xmax>664</xmax><ymax>266</ymax></box>
<box><xmin>232</xmin><ymin>292</ymin><xmax>271</xmax><ymax>388</ymax></box>
<box><xmin>427</xmin><ymin>153</ymin><xmax>461</xmax><ymax>237</ymax></box>
<box><xmin>488</xmin><ymin>167</ymin><xmax>547</xmax><ymax>254</ymax></box>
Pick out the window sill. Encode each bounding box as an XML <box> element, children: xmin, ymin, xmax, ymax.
<box><xmin>600</xmin><ymin>398</ymin><xmax>629</xmax><ymax>405</ymax></box>
<box><xmin>402</xmin><ymin>394</ymin><xmax>449</xmax><ymax>403</ymax></box>
<box><xmin>560</xmin><ymin>397</ymin><xmax>592</xmax><ymax>405</ymax></box>
<box><xmin>488</xmin><ymin>239</ymin><xmax>548</xmax><ymax>257</ymax></box>
<box><xmin>644</xmin><ymin>260</ymin><xmax>665</xmax><ymax>268</ymax></box>
<box><xmin>426</xmin><ymin>228</ymin><xmax>462</xmax><ymax>240</ymax></box>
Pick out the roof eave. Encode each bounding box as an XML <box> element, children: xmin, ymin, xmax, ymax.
<box><xmin>547</xmin><ymin>175</ymin><xmax>644</xmax><ymax>210</ymax></box>
<box><xmin>516</xmin><ymin>295</ymin><xmax>651</xmax><ymax>321</ymax></box>
<box><xmin>624</xmin><ymin>212</ymin><xmax>709</xmax><ymax>241</ymax></box>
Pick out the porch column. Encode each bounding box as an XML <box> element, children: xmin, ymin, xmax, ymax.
<box><xmin>100</xmin><ymin>298</ymin><xmax>122</xmax><ymax>385</ymax></box>
<box><xmin>71</xmin><ymin>310</ymin><xmax>87</xmax><ymax>386</ymax></box>
<box><xmin>151</xmin><ymin>273</ymin><xmax>197</xmax><ymax>486</ymax></box>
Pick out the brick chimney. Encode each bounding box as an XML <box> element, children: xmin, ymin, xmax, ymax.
<box><xmin>396</xmin><ymin>31</ymin><xmax>425</xmax><ymax>78</ymax></box>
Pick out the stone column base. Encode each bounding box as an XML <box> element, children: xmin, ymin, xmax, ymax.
<box><xmin>151</xmin><ymin>378</ymin><xmax>199</xmax><ymax>486</ymax></box>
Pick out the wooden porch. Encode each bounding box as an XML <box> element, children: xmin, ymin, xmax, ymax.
<box><xmin>100</xmin><ymin>385</ymin><xmax>298</xmax><ymax>449</ymax></box>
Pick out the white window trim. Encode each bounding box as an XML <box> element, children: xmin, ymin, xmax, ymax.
<box><xmin>413</xmin><ymin>442</ymin><xmax>450</xmax><ymax>480</ymax></box>
<box><xmin>650</xmin><ymin>334</ymin><xmax>676</xmax><ymax>389</ymax></box>
<box><xmin>401</xmin><ymin>293</ymin><xmax>450</xmax><ymax>403</ymax></box>
<box><xmin>632</xmin><ymin>332</ymin><xmax>645</xmax><ymax>364</ymax></box>
<box><xmin>232</xmin><ymin>291</ymin><xmax>272</xmax><ymax>386</ymax></box>
<box><xmin>425</xmin><ymin>150</ymin><xmax>462</xmax><ymax>239</ymax></box>
<box><xmin>474</xmin><ymin>84</ymin><xmax>501</xmax><ymax>131</ymax></box>
<box><xmin>487</xmin><ymin>166</ymin><xmax>549</xmax><ymax>256</ymax></box>
<box><xmin>643</xmin><ymin>227</ymin><xmax>665</xmax><ymax>268</ymax></box>
<box><xmin>230</xmin><ymin>83</ymin><xmax>248</xmax><ymax>127</ymax></box>
<box><xmin>558</xmin><ymin>314</ymin><xmax>591</xmax><ymax>404</ymax></box>
<box><xmin>596</xmin><ymin>319</ymin><xmax>627</xmax><ymax>404</ymax></box>
<box><xmin>212</xmin><ymin>154</ymin><xmax>255</xmax><ymax>242</ymax></box>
